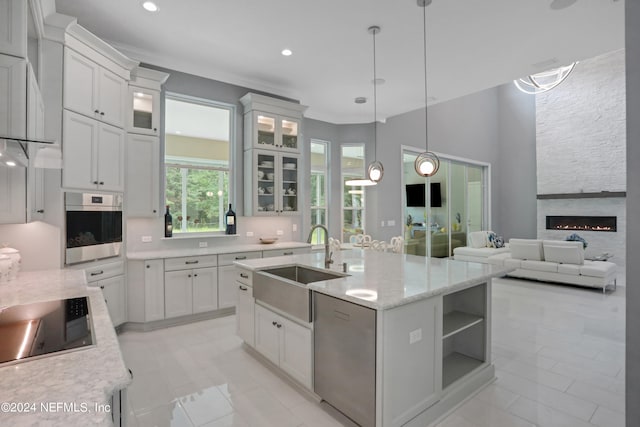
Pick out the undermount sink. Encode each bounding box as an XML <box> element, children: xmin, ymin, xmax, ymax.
<box><xmin>253</xmin><ymin>265</ymin><xmax>348</xmax><ymax>322</ymax></box>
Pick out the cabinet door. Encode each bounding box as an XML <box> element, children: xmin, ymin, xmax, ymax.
<box><xmin>62</xmin><ymin>110</ymin><xmax>98</xmax><ymax>190</ymax></box>
<box><xmin>256</xmin><ymin>151</ymin><xmax>277</xmax><ymax>215</ymax></box>
<box><xmin>100</xmin><ymin>275</ymin><xmax>126</xmax><ymax>327</ymax></box>
<box><xmin>144</xmin><ymin>259</ymin><xmax>165</xmax><ymax>322</ymax></box>
<box><xmin>63</xmin><ymin>48</ymin><xmax>98</xmax><ymax>118</ymax></box>
<box><xmin>236</xmin><ymin>283</ymin><xmax>254</xmax><ymax>346</ymax></box>
<box><xmin>218</xmin><ymin>265</ymin><xmax>239</xmax><ymax>309</ymax></box>
<box><xmin>98</xmin><ymin>67</ymin><xmax>126</xmax><ymax>128</ymax></box>
<box><xmin>27</xmin><ymin>63</ymin><xmax>45</xmax><ymax>221</ymax></box>
<box><xmin>254</xmin><ymin>304</ymin><xmax>280</xmax><ymax>365</ymax></box>
<box><xmin>0</xmin><ymin>0</ymin><xmax>27</xmax><ymax>59</ymax></box>
<box><xmin>164</xmin><ymin>270</ymin><xmax>193</xmax><ymax>318</ymax></box>
<box><xmin>126</xmin><ymin>134</ymin><xmax>159</xmax><ymax>217</ymax></box>
<box><xmin>0</xmin><ymin>166</ymin><xmax>26</xmax><ymax>224</ymax></box>
<box><xmin>278</xmin><ymin>116</ymin><xmax>300</xmax><ymax>153</ymax></box>
<box><xmin>128</xmin><ymin>87</ymin><xmax>160</xmax><ymax>135</ymax></box>
<box><xmin>192</xmin><ymin>267</ymin><xmax>218</xmax><ymax>314</ymax></box>
<box><xmin>96</xmin><ymin>122</ymin><xmax>125</xmax><ymax>192</ymax></box>
<box><xmin>279</xmin><ymin>316</ymin><xmax>312</xmax><ymax>389</ymax></box>
<box><xmin>253</xmin><ymin>112</ymin><xmax>276</xmax><ymax>149</ymax></box>
<box><xmin>0</xmin><ymin>55</ymin><xmax>27</xmax><ymax>138</ymax></box>
<box><xmin>279</xmin><ymin>154</ymin><xmax>299</xmax><ymax>214</ymax></box>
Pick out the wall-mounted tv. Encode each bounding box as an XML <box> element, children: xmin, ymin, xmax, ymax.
<box><xmin>405</xmin><ymin>183</ymin><xmax>442</xmax><ymax>207</ymax></box>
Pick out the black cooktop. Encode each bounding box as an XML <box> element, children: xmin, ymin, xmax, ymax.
<box><xmin>0</xmin><ymin>297</ymin><xmax>94</xmax><ymax>366</ymax></box>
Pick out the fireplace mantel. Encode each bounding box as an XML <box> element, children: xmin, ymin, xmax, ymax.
<box><xmin>537</xmin><ymin>191</ymin><xmax>626</xmax><ymax>200</ymax></box>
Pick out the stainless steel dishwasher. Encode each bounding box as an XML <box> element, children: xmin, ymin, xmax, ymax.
<box><xmin>314</xmin><ymin>292</ymin><xmax>376</xmax><ymax>427</ymax></box>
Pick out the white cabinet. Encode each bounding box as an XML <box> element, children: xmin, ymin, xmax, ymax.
<box><xmin>143</xmin><ymin>259</ymin><xmax>165</xmax><ymax>322</ymax></box>
<box><xmin>262</xmin><ymin>247</ymin><xmax>311</xmax><ymax>258</ymax></box>
<box><xmin>165</xmin><ymin>270</ymin><xmax>194</xmax><ymax>318</ymax></box>
<box><xmin>63</xmin><ymin>48</ymin><xmax>126</xmax><ymax>128</ymax></box>
<box><xmin>126</xmin><ymin>134</ymin><xmax>159</xmax><ymax>217</ymax></box>
<box><xmin>254</xmin><ymin>304</ymin><xmax>312</xmax><ymax>389</ymax></box>
<box><xmin>0</xmin><ymin>166</ymin><xmax>26</xmax><ymax>224</ymax></box>
<box><xmin>164</xmin><ymin>255</ymin><xmax>218</xmax><ymax>319</ymax></box>
<box><xmin>217</xmin><ymin>251</ymin><xmax>262</xmax><ymax>309</ymax></box>
<box><xmin>244</xmin><ymin>150</ymin><xmax>300</xmax><ymax>216</ymax></box>
<box><xmin>0</xmin><ymin>0</ymin><xmax>27</xmax><ymax>58</ymax></box>
<box><xmin>236</xmin><ymin>281</ymin><xmax>254</xmax><ymax>346</ymax></box>
<box><xmin>62</xmin><ymin>110</ymin><xmax>125</xmax><ymax>192</ymax></box>
<box><xmin>128</xmin><ymin>87</ymin><xmax>160</xmax><ymax>136</ymax></box>
<box><xmin>26</xmin><ymin>63</ymin><xmax>45</xmax><ymax>221</ymax></box>
<box><xmin>192</xmin><ymin>267</ymin><xmax>218</xmax><ymax>313</ymax></box>
<box><xmin>100</xmin><ymin>275</ymin><xmax>126</xmax><ymax>327</ymax></box>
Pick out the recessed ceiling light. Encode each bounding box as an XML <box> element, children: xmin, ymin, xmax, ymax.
<box><xmin>134</xmin><ymin>92</ymin><xmax>145</xmax><ymax>98</ymax></box>
<box><xmin>281</xmin><ymin>49</ymin><xmax>293</xmax><ymax>56</ymax></box>
<box><xmin>6</xmin><ymin>161</ymin><xmax>16</xmax><ymax>167</ymax></box>
<box><xmin>142</xmin><ymin>1</ymin><xmax>159</xmax><ymax>12</ymax></box>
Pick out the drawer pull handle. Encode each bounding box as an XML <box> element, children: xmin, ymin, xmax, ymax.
<box><xmin>100</xmin><ymin>285</ymin><xmax>104</xmax><ymax>289</ymax></box>
<box><xmin>239</xmin><ymin>285</ymin><xmax>248</xmax><ymax>291</ymax></box>
<box><xmin>283</xmin><ymin>251</ymin><xmax>293</xmax><ymax>255</ymax></box>
<box><xmin>276</xmin><ymin>323</ymin><xmax>282</xmax><ymax>329</ymax></box>
<box><xmin>272</xmin><ymin>321</ymin><xmax>278</xmax><ymax>326</ymax></box>
<box><xmin>146</xmin><ymin>265</ymin><xmax>150</xmax><ymax>269</ymax></box>
<box><xmin>240</xmin><ymin>273</ymin><xmax>249</xmax><ymax>279</ymax></box>
<box><xmin>36</xmin><ymin>209</ymin><xmax>44</xmax><ymax>213</ymax></box>
<box><xmin>91</xmin><ymin>270</ymin><xmax>104</xmax><ymax>276</ymax></box>
<box><xmin>235</xmin><ymin>256</ymin><xmax>247</xmax><ymax>260</ymax></box>
<box><xmin>185</xmin><ymin>260</ymin><xmax>199</xmax><ymax>265</ymax></box>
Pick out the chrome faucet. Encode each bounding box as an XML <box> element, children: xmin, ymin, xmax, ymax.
<box><xmin>307</xmin><ymin>224</ymin><xmax>333</xmax><ymax>268</ymax></box>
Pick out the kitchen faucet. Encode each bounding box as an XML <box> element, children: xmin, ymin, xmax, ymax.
<box><xmin>307</xmin><ymin>224</ymin><xmax>333</xmax><ymax>268</ymax></box>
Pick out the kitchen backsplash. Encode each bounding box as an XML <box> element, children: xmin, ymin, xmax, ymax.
<box><xmin>0</xmin><ymin>222</ymin><xmax>62</xmax><ymax>271</ymax></box>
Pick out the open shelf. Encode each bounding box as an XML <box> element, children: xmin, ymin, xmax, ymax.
<box><xmin>443</xmin><ymin>311</ymin><xmax>484</xmax><ymax>339</ymax></box>
<box><xmin>442</xmin><ymin>352</ymin><xmax>484</xmax><ymax>389</ymax></box>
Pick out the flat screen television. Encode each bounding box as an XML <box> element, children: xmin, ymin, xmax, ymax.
<box><xmin>406</xmin><ymin>183</ymin><xmax>442</xmax><ymax>207</ymax></box>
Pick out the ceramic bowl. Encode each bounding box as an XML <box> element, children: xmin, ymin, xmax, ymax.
<box><xmin>267</xmin><ymin>186</ymin><xmax>274</xmax><ymax>194</ymax></box>
<box><xmin>266</xmin><ymin>173</ymin><xmax>275</xmax><ymax>180</ymax></box>
<box><xmin>257</xmin><ymin>170</ymin><xmax>265</xmax><ymax>179</ymax></box>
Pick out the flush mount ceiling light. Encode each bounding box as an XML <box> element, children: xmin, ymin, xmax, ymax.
<box><xmin>281</xmin><ymin>49</ymin><xmax>293</xmax><ymax>56</ymax></box>
<box><xmin>366</xmin><ymin>25</ymin><xmax>384</xmax><ymax>184</ymax></box>
<box><xmin>142</xmin><ymin>1</ymin><xmax>159</xmax><ymax>12</ymax></box>
<box><xmin>414</xmin><ymin>0</ymin><xmax>440</xmax><ymax>178</ymax></box>
<box><xmin>513</xmin><ymin>62</ymin><xmax>577</xmax><ymax>94</ymax></box>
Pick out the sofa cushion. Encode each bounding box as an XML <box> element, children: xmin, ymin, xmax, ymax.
<box><xmin>469</xmin><ymin>231</ymin><xmax>489</xmax><ymax>248</ymax></box>
<box><xmin>488</xmin><ymin>252</ymin><xmax>511</xmax><ymax>265</ymax></box>
<box><xmin>504</xmin><ymin>257</ymin><xmax>522</xmax><ymax>269</ymax></box>
<box><xmin>557</xmin><ymin>264</ymin><xmax>581</xmax><ymax>275</ymax></box>
<box><xmin>509</xmin><ymin>239</ymin><xmax>544</xmax><ymax>261</ymax></box>
<box><xmin>542</xmin><ymin>240</ymin><xmax>584</xmax><ymax>265</ymax></box>
<box><xmin>580</xmin><ymin>261</ymin><xmax>617</xmax><ymax>278</ymax></box>
<box><xmin>521</xmin><ymin>260</ymin><xmax>559</xmax><ymax>273</ymax></box>
<box><xmin>453</xmin><ymin>246</ymin><xmax>510</xmax><ymax>258</ymax></box>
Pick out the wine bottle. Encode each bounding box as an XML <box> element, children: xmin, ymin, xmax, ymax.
<box><xmin>225</xmin><ymin>204</ymin><xmax>236</xmax><ymax>235</ymax></box>
<box><xmin>164</xmin><ymin>205</ymin><xmax>173</xmax><ymax>237</ymax></box>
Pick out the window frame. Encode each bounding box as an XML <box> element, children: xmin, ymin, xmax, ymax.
<box><xmin>309</xmin><ymin>139</ymin><xmax>329</xmax><ymax>244</ymax></box>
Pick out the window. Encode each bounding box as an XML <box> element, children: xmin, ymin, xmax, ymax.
<box><xmin>310</xmin><ymin>140</ymin><xmax>328</xmax><ymax>244</ymax></box>
<box><xmin>341</xmin><ymin>144</ymin><xmax>366</xmax><ymax>242</ymax></box>
<box><xmin>164</xmin><ymin>94</ymin><xmax>233</xmax><ymax>233</ymax></box>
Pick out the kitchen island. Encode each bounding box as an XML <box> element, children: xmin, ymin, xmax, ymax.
<box><xmin>0</xmin><ymin>269</ymin><xmax>131</xmax><ymax>427</ymax></box>
<box><xmin>234</xmin><ymin>250</ymin><xmax>513</xmax><ymax>427</ymax></box>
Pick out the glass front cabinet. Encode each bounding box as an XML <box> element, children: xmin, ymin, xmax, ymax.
<box><xmin>245</xmin><ymin>150</ymin><xmax>299</xmax><ymax>216</ymax></box>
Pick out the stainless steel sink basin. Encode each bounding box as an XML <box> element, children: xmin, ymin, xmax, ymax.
<box><xmin>253</xmin><ymin>265</ymin><xmax>348</xmax><ymax>322</ymax></box>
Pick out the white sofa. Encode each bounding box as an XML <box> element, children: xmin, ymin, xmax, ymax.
<box><xmin>491</xmin><ymin>239</ymin><xmax>616</xmax><ymax>293</ymax></box>
<box><xmin>453</xmin><ymin>231</ymin><xmax>510</xmax><ymax>263</ymax></box>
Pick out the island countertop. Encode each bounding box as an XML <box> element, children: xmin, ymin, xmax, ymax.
<box><xmin>234</xmin><ymin>251</ymin><xmax>513</xmax><ymax>310</ymax></box>
<box><xmin>0</xmin><ymin>270</ymin><xmax>131</xmax><ymax>427</ymax></box>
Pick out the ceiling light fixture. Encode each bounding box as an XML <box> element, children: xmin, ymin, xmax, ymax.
<box><xmin>414</xmin><ymin>0</ymin><xmax>440</xmax><ymax>178</ymax></box>
<box><xmin>6</xmin><ymin>161</ymin><xmax>16</xmax><ymax>167</ymax></box>
<box><xmin>366</xmin><ymin>25</ymin><xmax>384</xmax><ymax>184</ymax></box>
<box><xmin>281</xmin><ymin>49</ymin><xmax>293</xmax><ymax>56</ymax></box>
<box><xmin>513</xmin><ymin>62</ymin><xmax>577</xmax><ymax>94</ymax></box>
<box><xmin>142</xmin><ymin>1</ymin><xmax>159</xmax><ymax>12</ymax></box>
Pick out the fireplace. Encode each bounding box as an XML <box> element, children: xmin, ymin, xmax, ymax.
<box><xmin>545</xmin><ymin>216</ymin><xmax>617</xmax><ymax>232</ymax></box>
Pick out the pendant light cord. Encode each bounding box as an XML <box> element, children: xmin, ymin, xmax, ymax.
<box><xmin>373</xmin><ymin>27</ymin><xmax>378</xmax><ymax>162</ymax></box>
<box><xmin>422</xmin><ymin>3</ymin><xmax>429</xmax><ymax>153</ymax></box>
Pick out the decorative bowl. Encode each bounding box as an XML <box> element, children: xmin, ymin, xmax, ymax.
<box><xmin>260</xmin><ymin>237</ymin><xmax>278</xmax><ymax>244</ymax></box>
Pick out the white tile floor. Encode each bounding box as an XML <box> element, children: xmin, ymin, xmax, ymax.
<box><xmin>118</xmin><ymin>277</ymin><xmax>626</xmax><ymax>427</ymax></box>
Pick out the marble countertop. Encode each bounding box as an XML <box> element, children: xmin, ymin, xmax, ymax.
<box><xmin>234</xmin><ymin>251</ymin><xmax>514</xmax><ymax>310</ymax></box>
<box><xmin>0</xmin><ymin>270</ymin><xmax>131</xmax><ymax>426</ymax></box>
<box><xmin>127</xmin><ymin>241</ymin><xmax>312</xmax><ymax>260</ymax></box>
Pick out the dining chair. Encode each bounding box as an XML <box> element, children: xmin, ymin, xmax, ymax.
<box><xmin>390</xmin><ymin>236</ymin><xmax>404</xmax><ymax>254</ymax></box>
<box><xmin>370</xmin><ymin>240</ymin><xmax>388</xmax><ymax>252</ymax></box>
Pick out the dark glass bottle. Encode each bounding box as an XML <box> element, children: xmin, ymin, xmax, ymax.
<box><xmin>164</xmin><ymin>205</ymin><xmax>173</xmax><ymax>237</ymax></box>
<box><xmin>225</xmin><ymin>204</ymin><xmax>236</xmax><ymax>235</ymax></box>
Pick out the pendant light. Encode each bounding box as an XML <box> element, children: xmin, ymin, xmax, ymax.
<box><xmin>414</xmin><ymin>0</ymin><xmax>440</xmax><ymax>178</ymax></box>
<box><xmin>366</xmin><ymin>25</ymin><xmax>384</xmax><ymax>183</ymax></box>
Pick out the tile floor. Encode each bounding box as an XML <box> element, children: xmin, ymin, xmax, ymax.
<box><xmin>119</xmin><ymin>276</ymin><xmax>626</xmax><ymax>427</ymax></box>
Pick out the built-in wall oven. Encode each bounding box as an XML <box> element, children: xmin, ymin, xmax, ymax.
<box><xmin>65</xmin><ymin>192</ymin><xmax>123</xmax><ymax>265</ymax></box>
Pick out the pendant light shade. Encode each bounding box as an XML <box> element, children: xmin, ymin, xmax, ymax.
<box><xmin>366</xmin><ymin>25</ymin><xmax>384</xmax><ymax>183</ymax></box>
<box><xmin>414</xmin><ymin>0</ymin><xmax>440</xmax><ymax>178</ymax></box>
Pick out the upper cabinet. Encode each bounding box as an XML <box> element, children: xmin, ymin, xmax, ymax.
<box><xmin>63</xmin><ymin>48</ymin><xmax>127</xmax><ymax>128</ymax></box>
<box><xmin>126</xmin><ymin>67</ymin><xmax>167</xmax><ymax>136</ymax></box>
<box><xmin>240</xmin><ymin>93</ymin><xmax>307</xmax><ymax>154</ymax></box>
<box><xmin>0</xmin><ymin>0</ymin><xmax>27</xmax><ymax>59</ymax></box>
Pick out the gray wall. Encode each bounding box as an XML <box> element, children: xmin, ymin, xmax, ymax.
<box><xmin>626</xmin><ymin>0</ymin><xmax>640</xmax><ymax>424</ymax></box>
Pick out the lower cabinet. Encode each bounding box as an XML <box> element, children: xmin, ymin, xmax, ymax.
<box><xmin>100</xmin><ymin>275</ymin><xmax>126</xmax><ymax>327</ymax></box>
<box><xmin>164</xmin><ymin>267</ymin><xmax>218</xmax><ymax>319</ymax></box>
<box><xmin>236</xmin><ymin>282</ymin><xmax>254</xmax><ymax>346</ymax></box>
<box><xmin>218</xmin><ymin>265</ymin><xmax>239</xmax><ymax>309</ymax></box>
<box><xmin>144</xmin><ymin>260</ymin><xmax>165</xmax><ymax>322</ymax></box>
<box><xmin>254</xmin><ymin>304</ymin><xmax>312</xmax><ymax>389</ymax></box>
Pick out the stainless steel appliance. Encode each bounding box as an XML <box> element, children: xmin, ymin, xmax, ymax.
<box><xmin>314</xmin><ymin>292</ymin><xmax>376</xmax><ymax>427</ymax></box>
<box><xmin>65</xmin><ymin>192</ymin><xmax>123</xmax><ymax>265</ymax></box>
<box><xmin>0</xmin><ymin>297</ymin><xmax>94</xmax><ymax>366</ymax></box>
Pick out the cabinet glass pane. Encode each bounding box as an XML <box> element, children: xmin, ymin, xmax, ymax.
<box><xmin>282</xmin><ymin>156</ymin><xmax>298</xmax><ymax>212</ymax></box>
<box><xmin>258</xmin><ymin>115</ymin><xmax>276</xmax><ymax>147</ymax></box>
<box><xmin>258</xmin><ymin>153</ymin><xmax>276</xmax><ymax>212</ymax></box>
<box><xmin>133</xmin><ymin>91</ymin><xmax>154</xmax><ymax>130</ymax></box>
<box><xmin>281</xmin><ymin>119</ymin><xmax>298</xmax><ymax>149</ymax></box>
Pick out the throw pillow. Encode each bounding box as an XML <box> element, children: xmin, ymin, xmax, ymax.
<box><xmin>469</xmin><ymin>231</ymin><xmax>488</xmax><ymax>248</ymax></box>
<box><xmin>565</xmin><ymin>233</ymin><xmax>588</xmax><ymax>249</ymax></box>
<box><xmin>494</xmin><ymin>236</ymin><xmax>505</xmax><ymax>248</ymax></box>
<box><xmin>487</xmin><ymin>231</ymin><xmax>497</xmax><ymax>248</ymax></box>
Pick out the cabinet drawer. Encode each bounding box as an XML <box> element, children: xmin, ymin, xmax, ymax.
<box><xmin>219</xmin><ymin>251</ymin><xmax>262</xmax><ymax>266</ymax></box>
<box><xmin>235</xmin><ymin>267</ymin><xmax>253</xmax><ymax>286</ymax></box>
<box><xmin>85</xmin><ymin>261</ymin><xmax>125</xmax><ymax>283</ymax></box>
<box><xmin>165</xmin><ymin>255</ymin><xmax>218</xmax><ymax>271</ymax></box>
<box><xmin>262</xmin><ymin>247</ymin><xmax>310</xmax><ymax>258</ymax></box>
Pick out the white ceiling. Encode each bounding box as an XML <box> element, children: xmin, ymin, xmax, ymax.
<box><xmin>54</xmin><ymin>0</ymin><xmax>624</xmax><ymax>124</ymax></box>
